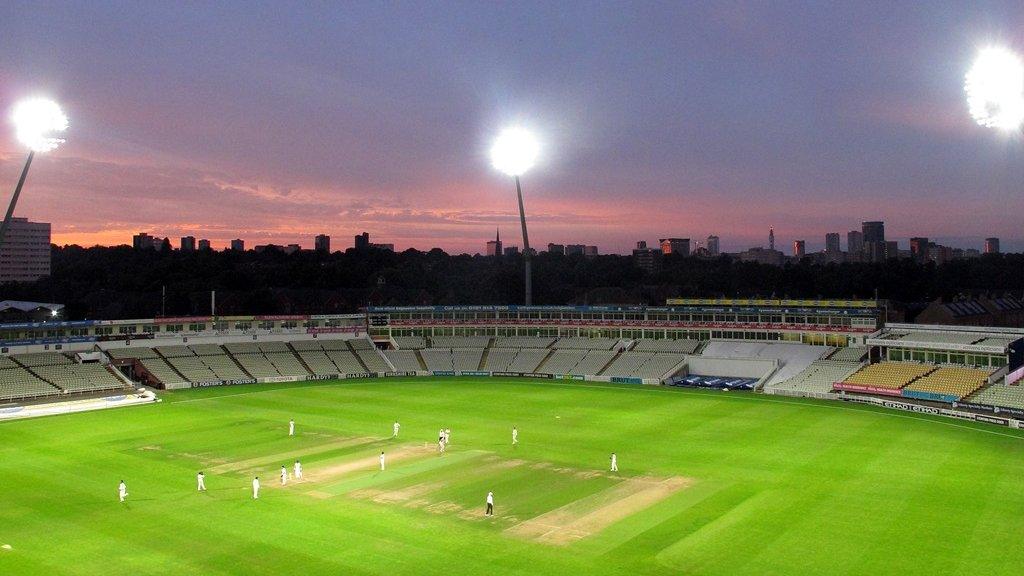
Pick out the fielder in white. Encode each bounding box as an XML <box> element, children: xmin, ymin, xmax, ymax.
<box><xmin>610</xmin><ymin>452</ymin><xmax>618</xmax><ymax>472</ymax></box>
<box><xmin>512</xmin><ymin>426</ymin><xmax>518</xmax><ymax>445</ymax></box>
<box><xmin>379</xmin><ymin>451</ymin><xmax>386</xmax><ymax>471</ymax></box>
<box><xmin>280</xmin><ymin>466</ymin><xmax>288</xmax><ymax>485</ymax></box>
<box><xmin>392</xmin><ymin>421</ymin><xmax>401</xmax><ymax>438</ymax></box>
<box><xmin>197</xmin><ymin>471</ymin><xmax>206</xmax><ymax>491</ymax></box>
<box><xmin>288</xmin><ymin>419</ymin><xmax>295</xmax><ymax>436</ymax></box>
<box><xmin>485</xmin><ymin>491</ymin><xmax>494</xmax><ymax>516</ymax></box>
<box><xmin>252</xmin><ymin>476</ymin><xmax>260</xmax><ymax>499</ymax></box>
<box><xmin>118</xmin><ymin>480</ymin><xmax>128</xmax><ymax>503</ymax></box>
<box><xmin>438</xmin><ymin>438</ymin><xmax>445</xmax><ymax>453</ymax></box>
<box><xmin>444</xmin><ymin>428</ymin><xmax>451</xmax><ymax>445</ymax></box>
<box><xmin>294</xmin><ymin>460</ymin><xmax>302</xmax><ymax>480</ymax></box>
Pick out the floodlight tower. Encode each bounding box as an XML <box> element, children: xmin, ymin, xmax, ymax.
<box><xmin>965</xmin><ymin>47</ymin><xmax>1024</xmax><ymax>132</ymax></box>
<box><xmin>490</xmin><ymin>128</ymin><xmax>540</xmax><ymax>305</ymax></box>
<box><xmin>1</xmin><ymin>98</ymin><xmax>68</xmax><ymax>252</ymax></box>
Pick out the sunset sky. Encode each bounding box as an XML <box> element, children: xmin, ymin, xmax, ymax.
<box><xmin>2</xmin><ymin>2</ymin><xmax>1023</xmax><ymax>254</ymax></box>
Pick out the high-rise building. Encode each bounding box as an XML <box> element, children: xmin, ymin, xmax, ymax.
<box><xmin>985</xmin><ymin>237</ymin><xmax>1000</xmax><ymax>254</ymax></box>
<box><xmin>133</xmin><ymin>232</ymin><xmax>156</xmax><ymax>250</ymax></box>
<box><xmin>862</xmin><ymin>221</ymin><xmax>885</xmax><ymax>243</ymax></box>
<box><xmin>284</xmin><ymin>244</ymin><xmax>301</xmax><ymax>254</ymax></box>
<box><xmin>486</xmin><ymin>229</ymin><xmax>503</xmax><ymax>257</ymax></box>
<box><xmin>370</xmin><ymin>243</ymin><xmax>394</xmax><ymax>251</ymax></box>
<box><xmin>825</xmin><ymin>233</ymin><xmax>841</xmax><ymax>254</ymax></box>
<box><xmin>565</xmin><ymin>244</ymin><xmax>585</xmax><ymax>256</ymax></box>
<box><xmin>793</xmin><ymin>240</ymin><xmax>805</xmax><ymax>258</ymax></box>
<box><xmin>0</xmin><ymin>217</ymin><xmax>51</xmax><ymax>282</ymax></box>
<box><xmin>847</xmin><ymin>230</ymin><xmax>864</xmax><ymax>254</ymax></box>
<box><xmin>706</xmin><ymin>235</ymin><xmax>720</xmax><ymax>256</ymax></box>
<box><xmin>909</xmin><ymin>237</ymin><xmax>929</xmax><ymax>262</ymax></box>
<box><xmin>547</xmin><ymin>243</ymin><xmax>565</xmax><ymax>255</ymax></box>
<box><xmin>230</xmin><ymin>239</ymin><xmax>245</xmax><ymax>251</ymax></box>
<box><xmin>584</xmin><ymin>245</ymin><xmax>598</xmax><ymax>257</ymax></box>
<box><xmin>659</xmin><ymin>238</ymin><xmax>690</xmax><ymax>256</ymax></box>
<box><xmin>768</xmin><ymin>227</ymin><xmax>775</xmax><ymax>251</ymax></box>
<box><xmin>180</xmin><ymin>236</ymin><xmax>196</xmax><ymax>252</ymax></box>
<box><xmin>632</xmin><ymin>241</ymin><xmax>660</xmax><ymax>272</ymax></box>
<box><xmin>354</xmin><ymin>232</ymin><xmax>370</xmax><ymax>250</ymax></box>
<box><xmin>198</xmin><ymin>239</ymin><xmax>211</xmax><ymax>251</ymax></box>
<box><xmin>503</xmin><ymin>246</ymin><xmax>519</xmax><ymax>257</ymax></box>
<box><xmin>315</xmin><ymin>234</ymin><xmax>331</xmax><ymax>253</ymax></box>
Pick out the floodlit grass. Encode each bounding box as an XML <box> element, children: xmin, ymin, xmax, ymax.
<box><xmin>1</xmin><ymin>377</ymin><xmax>1022</xmax><ymax>575</ymax></box>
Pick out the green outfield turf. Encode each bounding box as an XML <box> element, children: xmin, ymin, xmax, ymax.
<box><xmin>1</xmin><ymin>377</ymin><xmax>1023</xmax><ymax>575</ymax></box>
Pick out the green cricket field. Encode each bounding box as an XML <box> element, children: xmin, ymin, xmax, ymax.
<box><xmin>1</xmin><ymin>377</ymin><xmax>1022</xmax><ymax>575</ymax></box>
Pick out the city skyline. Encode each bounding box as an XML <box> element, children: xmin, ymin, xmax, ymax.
<box><xmin>2</xmin><ymin>3</ymin><xmax>1024</xmax><ymax>254</ymax></box>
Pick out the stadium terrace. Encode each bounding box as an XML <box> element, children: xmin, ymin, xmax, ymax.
<box><xmin>1</xmin><ymin>299</ymin><xmax>1022</xmax><ymax>427</ymax></box>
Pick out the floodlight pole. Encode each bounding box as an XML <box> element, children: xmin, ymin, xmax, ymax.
<box><xmin>515</xmin><ymin>175</ymin><xmax>532</xmax><ymax>306</ymax></box>
<box><xmin>0</xmin><ymin>151</ymin><xmax>35</xmax><ymax>254</ymax></box>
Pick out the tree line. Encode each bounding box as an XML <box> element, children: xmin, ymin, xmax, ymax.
<box><xmin>2</xmin><ymin>245</ymin><xmax>1023</xmax><ymax>320</ymax></box>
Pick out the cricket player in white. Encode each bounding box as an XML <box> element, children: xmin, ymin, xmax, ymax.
<box><xmin>379</xmin><ymin>451</ymin><xmax>386</xmax><ymax>470</ymax></box>
<box><xmin>288</xmin><ymin>419</ymin><xmax>295</xmax><ymax>436</ymax></box>
<box><xmin>485</xmin><ymin>491</ymin><xmax>494</xmax><ymax>516</ymax></box>
<box><xmin>610</xmin><ymin>452</ymin><xmax>618</xmax><ymax>472</ymax></box>
<box><xmin>197</xmin><ymin>471</ymin><xmax>206</xmax><ymax>491</ymax></box>
<box><xmin>512</xmin><ymin>426</ymin><xmax>518</xmax><ymax>445</ymax></box>
<box><xmin>294</xmin><ymin>460</ymin><xmax>302</xmax><ymax>480</ymax></box>
<box><xmin>392</xmin><ymin>421</ymin><xmax>400</xmax><ymax>437</ymax></box>
<box><xmin>438</xmin><ymin>438</ymin><xmax>445</xmax><ymax>453</ymax></box>
<box><xmin>444</xmin><ymin>428</ymin><xmax>451</xmax><ymax>445</ymax></box>
<box><xmin>280</xmin><ymin>466</ymin><xmax>288</xmax><ymax>485</ymax></box>
<box><xmin>118</xmin><ymin>480</ymin><xmax>128</xmax><ymax>503</ymax></box>
<box><xmin>252</xmin><ymin>476</ymin><xmax>260</xmax><ymax>499</ymax></box>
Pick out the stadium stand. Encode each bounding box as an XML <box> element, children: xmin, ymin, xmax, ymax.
<box><xmin>265</xmin><ymin>352</ymin><xmax>311</xmax><ymax>377</ymax></box>
<box><xmin>155</xmin><ymin>345</ymin><xmax>194</xmax><ymax>358</ymax></box>
<box><xmin>420</xmin><ymin>348</ymin><xmax>455</xmax><ymax>371</ymax></box>
<box><xmin>14</xmin><ymin>352</ymin><xmax>73</xmax><ymax>367</ymax></box>
<box><xmin>347</xmin><ymin>339</ymin><xmax>374</xmax><ymax>351</ymax></box>
<box><xmin>297</xmin><ymin>351</ymin><xmax>339</xmax><ymax>376</ymax></box>
<box><xmin>552</xmin><ymin>337</ymin><xmax>619</xmax><ymax>350</ymax></box>
<box><xmin>393</xmin><ymin>336</ymin><xmax>426</xmax><ymax>349</ymax></box>
<box><xmin>32</xmin><ymin>363</ymin><xmax>126</xmax><ymax>394</ymax></box>
<box><xmin>320</xmin><ymin>339</ymin><xmax>351</xmax><ymax>351</ymax></box>
<box><xmin>326</xmin><ymin>350</ymin><xmax>366</xmax><ymax>374</ymax></box>
<box><xmin>384</xmin><ymin>349</ymin><xmax>422</xmax><ymax>371</ymax></box>
<box><xmin>895</xmin><ymin>332</ymin><xmax>980</xmax><ymax>345</ymax></box>
<box><xmin>138</xmin><ymin>357</ymin><xmax>187</xmax><ymax>387</ymax></box>
<box><xmin>189</xmin><ymin>344</ymin><xmax>225</xmax><ymax>356</ymax></box>
<box><xmin>355</xmin><ymin>349</ymin><xmax>389</xmax><ymax>372</ymax></box>
<box><xmin>601</xmin><ymin>351</ymin><xmax>654</xmax><ymax>377</ymax></box>
<box><xmin>570</xmin><ymin>350</ymin><xmax>617</xmax><ymax>376</ymax></box>
<box><xmin>768</xmin><ymin>359</ymin><xmax>863</xmax><ymax>395</ymax></box>
<box><xmin>701</xmin><ymin>342</ymin><xmax>829</xmax><ymax>387</ymax></box>
<box><xmin>224</xmin><ymin>342</ymin><xmax>261</xmax><ymax>355</ymax></box>
<box><xmin>165</xmin><ymin>355</ymin><xmax>217</xmax><ymax>382</ymax></box>
<box><xmin>506</xmin><ymin>349</ymin><xmax>550</xmax><ymax>373</ymax></box>
<box><xmin>232</xmin><ymin>354</ymin><xmax>280</xmax><ymax>379</ymax></box>
<box><xmin>840</xmin><ymin>362</ymin><xmax>936</xmax><ymax>390</ymax></box>
<box><xmin>482</xmin><ymin>348</ymin><xmax>518</xmax><ymax>371</ymax></box>
<box><xmin>827</xmin><ymin>347</ymin><xmax>868</xmax><ymax>362</ymax></box>
<box><xmin>0</xmin><ymin>366</ymin><xmax>60</xmax><ymax>401</ymax></box>
<box><xmin>452</xmin><ymin>349</ymin><xmax>484</xmax><ymax>371</ymax></box>
<box><xmin>902</xmin><ymin>366</ymin><xmax>991</xmax><ymax>399</ymax></box>
<box><xmin>289</xmin><ymin>340</ymin><xmax>324</xmax><ymax>352</ymax></box>
<box><xmin>258</xmin><ymin>341</ymin><xmax>292</xmax><ymax>354</ymax></box>
<box><xmin>106</xmin><ymin>347</ymin><xmax>159</xmax><ymax>360</ymax></box>
<box><xmin>968</xmin><ymin>384</ymin><xmax>1024</xmax><ymax>411</ymax></box>
<box><xmin>430</xmin><ymin>336</ymin><xmax>491</xmax><ymax>348</ymax></box>
<box><xmin>493</xmin><ymin>336</ymin><xmax>555</xmax><ymax>349</ymax></box>
<box><xmin>536</xmin><ymin>349</ymin><xmax>587</xmax><ymax>374</ymax></box>
<box><xmin>199</xmin><ymin>352</ymin><xmax>251</xmax><ymax>381</ymax></box>
<box><xmin>632</xmin><ymin>338</ymin><xmax>703</xmax><ymax>354</ymax></box>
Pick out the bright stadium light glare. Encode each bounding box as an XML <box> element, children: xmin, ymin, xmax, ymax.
<box><xmin>490</xmin><ymin>127</ymin><xmax>539</xmax><ymax>177</ymax></box>
<box><xmin>965</xmin><ymin>47</ymin><xmax>1024</xmax><ymax>130</ymax></box>
<box><xmin>11</xmin><ymin>98</ymin><xmax>69</xmax><ymax>152</ymax></box>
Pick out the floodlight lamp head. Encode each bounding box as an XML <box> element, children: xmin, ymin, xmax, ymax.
<box><xmin>490</xmin><ymin>127</ymin><xmax>539</xmax><ymax>177</ymax></box>
<box><xmin>11</xmin><ymin>98</ymin><xmax>68</xmax><ymax>152</ymax></box>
